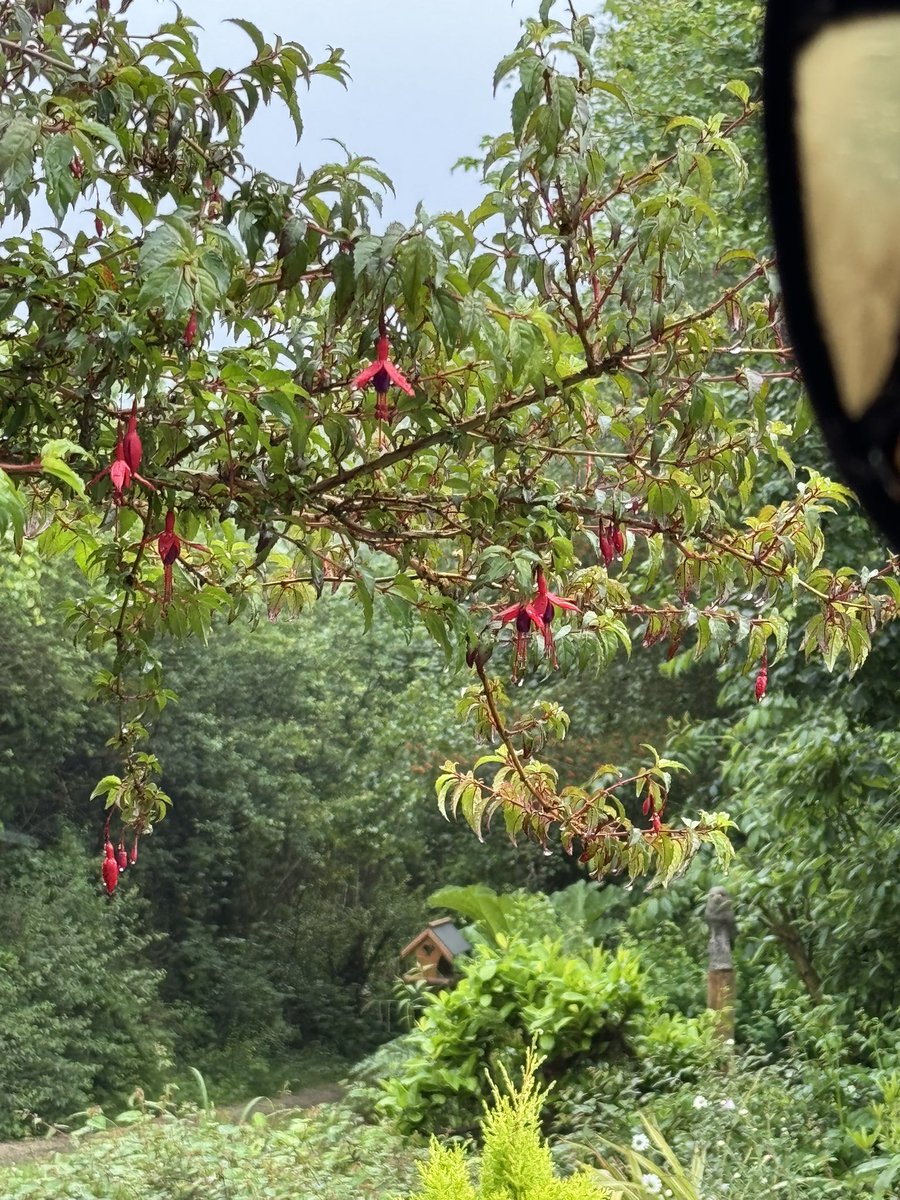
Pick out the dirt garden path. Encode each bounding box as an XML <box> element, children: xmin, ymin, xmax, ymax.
<box><xmin>0</xmin><ymin>1083</ymin><xmax>344</xmax><ymax>1170</ymax></box>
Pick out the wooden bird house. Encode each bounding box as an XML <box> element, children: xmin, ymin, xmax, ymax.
<box><xmin>400</xmin><ymin>917</ymin><xmax>471</xmax><ymax>986</ymax></box>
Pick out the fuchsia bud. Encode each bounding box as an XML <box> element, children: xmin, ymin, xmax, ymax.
<box><xmin>94</xmin><ymin>215</ymin><xmax>104</xmax><ymax>238</ymax></box>
<box><xmin>755</xmin><ymin>651</ymin><xmax>768</xmax><ymax>702</ymax></box>
<box><xmin>117</xmin><ymin>841</ymin><xmax>128</xmax><ymax>872</ymax></box>
<box><xmin>123</xmin><ymin>404</ymin><xmax>143</xmax><ymax>473</ymax></box>
<box><xmin>183</xmin><ymin>310</ymin><xmax>198</xmax><ymax>348</ymax></box>
<box><xmin>102</xmin><ymin>841</ymin><xmax>119</xmax><ymax>895</ymax></box>
<box><xmin>600</xmin><ymin>530</ymin><xmax>614</xmax><ymax>568</ymax></box>
<box><xmin>88</xmin><ymin>417</ymin><xmax>154</xmax><ymax>504</ymax></box>
<box><xmin>613</xmin><ymin>525</ymin><xmax>625</xmax><ymax>555</ymax></box>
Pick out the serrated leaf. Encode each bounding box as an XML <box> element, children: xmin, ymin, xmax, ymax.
<box><xmin>0</xmin><ymin>114</ymin><xmax>38</xmax><ymax>192</ymax></box>
<box><xmin>400</xmin><ymin>237</ymin><xmax>433</xmax><ymax>322</ymax></box>
<box><xmin>226</xmin><ymin>17</ymin><xmax>266</xmax><ymax>54</ymax></box>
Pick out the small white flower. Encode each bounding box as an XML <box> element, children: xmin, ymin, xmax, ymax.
<box><xmin>692</xmin><ymin>1094</ymin><xmax>709</xmax><ymax>1110</ymax></box>
<box><xmin>720</xmin><ymin>1098</ymin><xmax>736</xmax><ymax>1110</ymax></box>
<box><xmin>738</xmin><ymin>1107</ymin><xmax>749</xmax><ymax>1116</ymax></box>
<box><xmin>641</xmin><ymin>1173</ymin><xmax>663</xmax><ymax>1195</ymax></box>
<box><xmin>631</xmin><ymin>1132</ymin><xmax>651</xmax><ymax>1151</ymax></box>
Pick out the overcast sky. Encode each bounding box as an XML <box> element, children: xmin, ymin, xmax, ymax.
<box><xmin>122</xmin><ymin>0</ymin><xmax>526</xmax><ymax>222</ymax></box>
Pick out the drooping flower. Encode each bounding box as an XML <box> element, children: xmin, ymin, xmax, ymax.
<box><xmin>116</xmin><ymin>839</ymin><xmax>128</xmax><ymax>873</ymax></box>
<box><xmin>150</xmin><ymin>509</ymin><xmax>208</xmax><ymax>610</ymax></box>
<box><xmin>157</xmin><ymin>510</ymin><xmax>182</xmax><ymax>608</ymax></box>
<box><xmin>531</xmin><ymin>568</ymin><xmax>579</xmax><ymax>668</ymax></box>
<box><xmin>599</xmin><ymin>519</ymin><xmax>615</xmax><ymax>568</ymax></box>
<box><xmin>495</xmin><ymin>599</ymin><xmax>546</xmax><ymax>682</ymax></box>
<box><xmin>89</xmin><ymin>436</ymin><xmax>155</xmax><ymax>505</ymax></box>
<box><xmin>102</xmin><ymin>841</ymin><xmax>119</xmax><ymax>895</ymax></box>
<box><xmin>183</xmin><ymin>310</ymin><xmax>198</xmax><ymax>349</ymax></box>
<box><xmin>129</xmin><ymin>833</ymin><xmax>140</xmax><ymax>865</ymax></box>
<box><xmin>613</xmin><ymin>524</ymin><xmax>626</xmax><ymax>555</ymax></box>
<box><xmin>351</xmin><ymin>331</ymin><xmax>414</xmax><ymax>421</ymax></box>
<box><xmin>755</xmin><ymin>651</ymin><xmax>768</xmax><ymax>702</ymax></box>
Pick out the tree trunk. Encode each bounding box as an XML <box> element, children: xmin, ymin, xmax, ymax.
<box><xmin>760</xmin><ymin>902</ymin><xmax>823</xmax><ymax>1004</ymax></box>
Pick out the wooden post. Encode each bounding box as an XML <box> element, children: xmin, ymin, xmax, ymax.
<box><xmin>704</xmin><ymin>887</ymin><xmax>736</xmax><ymax>1040</ymax></box>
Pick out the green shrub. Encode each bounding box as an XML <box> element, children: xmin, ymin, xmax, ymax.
<box><xmin>380</xmin><ymin>932</ymin><xmax>714</xmax><ymax>1134</ymax></box>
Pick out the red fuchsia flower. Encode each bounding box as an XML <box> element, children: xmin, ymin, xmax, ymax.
<box><xmin>531</xmin><ymin>568</ymin><xmax>579</xmax><ymax>668</ymax></box>
<box><xmin>116</xmin><ymin>839</ymin><xmax>128</xmax><ymax>873</ymax></box>
<box><xmin>102</xmin><ymin>841</ymin><xmax>119</xmax><ymax>895</ymax></box>
<box><xmin>183</xmin><ymin>310</ymin><xmax>198</xmax><ymax>349</ymax></box>
<box><xmin>123</xmin><ymin>403</ymin><xmax>144</xmax><ymax>474</ymax></box>
<box><xmin>351</xmin><ymin>331</ymin><xmax>414</xmax><ymax>421</ymax></box>
<box><xmin>650</xmin><ymin>811</ymin><xmax>662</xmax><ymax>834</ymax></box>
<box><xmin>496</xmin><ymin>599</ymin><xmax>546</xmax><ymax>682</ymax></box>
<box><xmin>613</xmin><ymin>524</ymin><xmax>625</xmax><ymax>555</ymax></box>
<box><xmin>70</xmin><ymin>155</ymin><xmax>84</xmax><ymax>180</ymax></box>
<box><xmin>89</xmin><ymin>436</ymin><xmax>155</xmax><ymax>505</ymax></box>
<box><xmin>599</xmin><ymin>519</ymin><xmax>615</xmax><ymax>568</ymax></box>
<box><xmin>94</xmin><ymin>215</ymin><xmax>103</xmax><ymax>239</ymax></box>
<box><xmin>145</xmin><ymin>509</ymin><xmax>208</xmax><ymax>610</ymax></box>
<box><xmin>755</xmin><ymin>651</ymin><xmax>768</xmax><ymax>702</ymax></box>
<box><xmin>129</xmin><ymin>833</ymin><xmax>140</xmax><ymax>866</ymax></box>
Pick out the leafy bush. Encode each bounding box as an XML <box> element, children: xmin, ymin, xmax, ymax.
<box><xmin>0</xmin><ymin>1101</ymin><xmax>419</xmax><ymax>1200</ymax></box>
<box><xmin>846</xmin><ymin>1070</ymin><xmax>900</xmax><ymax>1198</ymax></box>
<box><xmin>379</xmin><ymin>929</ymin><xmax>715</xmax><ymax>1134</ymax></box>
<box><xmin>0</xmin><ymin>839</ymin><xmax>171</xmax><ymax>1138</ymax></box>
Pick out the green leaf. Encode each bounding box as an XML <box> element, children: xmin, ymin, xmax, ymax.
<box><xmin>42</xmin><ymin>133</ymin><xmax>78</xmax><ymax>221</ymax></box>
<box><xmin>90</xmin><ymin>774</ymin><xmax>122</xmax><ymax>800</ymax></box>
<box><xmin>40</xmin><ymin>440</ymin><xmax>87</xmax><ymax>497</ymax></box>
<box><xmin>76</xmin><ymin>118</ymin><xmax>124</xmax><ymax>158</ymax></box>
<box><xmin>724</xmin><ymin>79</ymin><xmax>751</xmax><ymax>106</ymax></box>
<box><xmin>0</xmin><ymin>469</ymin><xmax>25</xmax><ymax>550</ymax></box>
<box><xmin>0</xmin><ymin>114</ymin><xmax>38</xmax><ymax>192</ymax></box>
<box><xmin>400</xmin><ymin>237</ymin><xmax>433</xmax><ymax>322</ymax></box>
<box><xmin>226</xmin><ymin>17</ymin><xmax>267</xmax><ymax>55</ymax></box>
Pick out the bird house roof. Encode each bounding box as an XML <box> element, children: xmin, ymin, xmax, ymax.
<box><xmin>400</xmin><ymin>917</ymin><xmax>471</xmax><ymax>961</ymax></box>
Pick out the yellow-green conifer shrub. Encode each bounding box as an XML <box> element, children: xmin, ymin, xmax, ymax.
<box><xmin>406</xmin><ymin>1051</ymin><xmax>609</xmax><ymax>1200</ymax></box>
